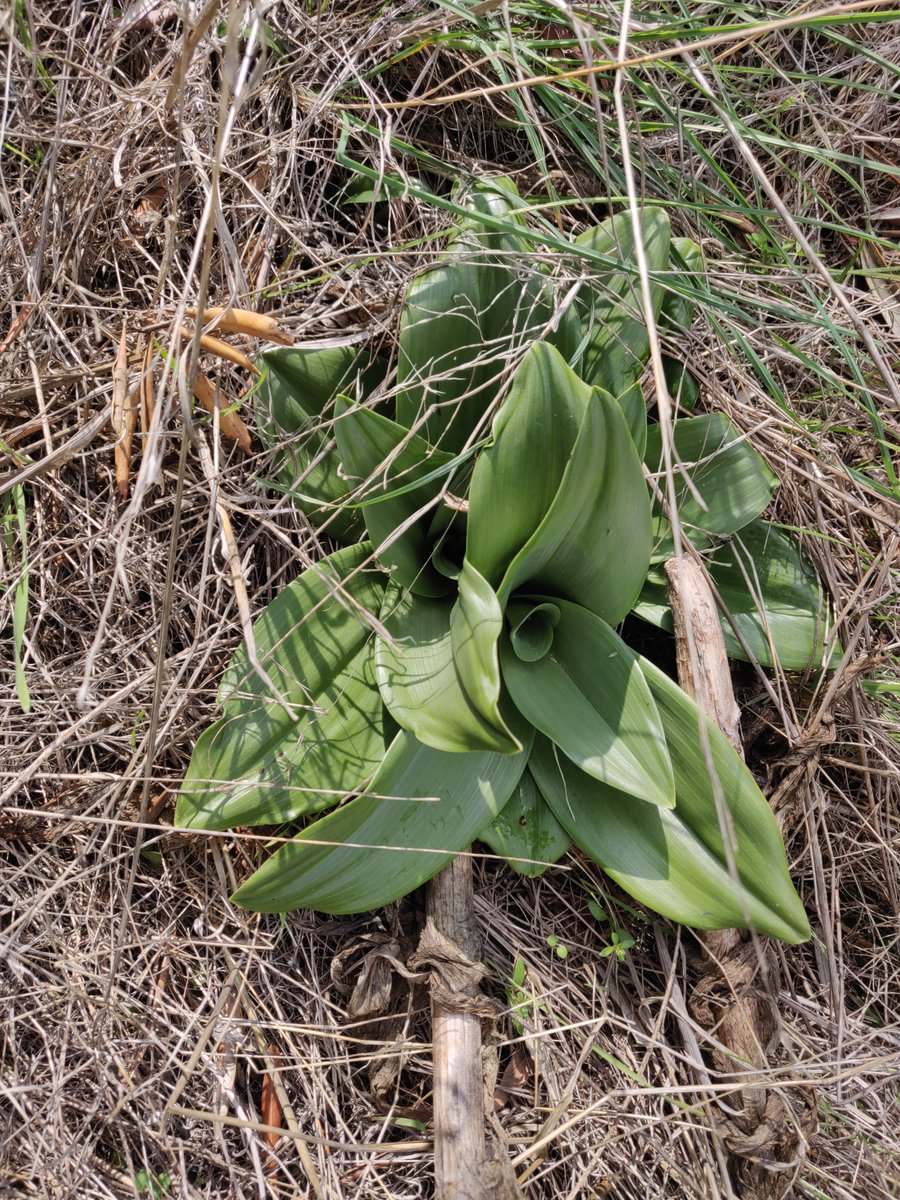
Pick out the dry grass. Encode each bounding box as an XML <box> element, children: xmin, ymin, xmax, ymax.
<box><xmin>1</xmin><ymin>2</ymin><xmax>899</xmax><ymax>1198</ymax></box>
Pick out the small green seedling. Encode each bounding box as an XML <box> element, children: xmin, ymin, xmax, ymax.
<box><xmin>505</xmin><ymin>956</ymin><xmax>548</xmax><ymax>1035</ymax></box>
<box><xmin>134</xmin><ymin>1169</ymin><xmax>172</xmax><ymax>1200</ymax></box>
<box><xmin>546</xmin><ymin>935</ymin><xmax>569</xmax><ymax>960</ymax></box>
<box><xmin>599</xmin><ymin>930</ymin><xmax>636</xmax><ymax>962</ymax></box>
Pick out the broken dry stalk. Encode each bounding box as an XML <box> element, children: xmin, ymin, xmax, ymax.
<box><xmin>665</xmin><ymin>555</ymin><xmax>807</xmax><ymax>1196</ymax></box>
<box><xmin>425</xmin><ymin>856</ymin><xmax>523</xmax><ymax>1200</ymax></box>
<box><xmin>139</xmin><ymin>341</ymin><xmax>155</xmax><ymax>445</ymax></box>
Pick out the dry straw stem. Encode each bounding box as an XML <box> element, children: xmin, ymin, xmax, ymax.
<box><xmin>665</xmin><ymin>556</ymin><xmax>809</xmax><ymax>1198</ymax></box>
<box><xmin>110</xmin><ymin>323</ymin><xmax>134</xmax><ymax>498</ymax></box>
<box><xmin>2</xmin><ymin>2</ymin><xmax>899</xmax><ymax>1198</ymax></box>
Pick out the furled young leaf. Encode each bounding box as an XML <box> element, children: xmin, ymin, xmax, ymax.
<box><xmin>574</xmin><ymin>209</ymin><xmax>671</xmax><ymax>398</ymax></box>
<box><xmin>529</xmin><ymin>656</ymin><xmax>811</xmax><ymax>942</ymax></box>
<box><xmin>254</xmin><ymin>344</ymin><xmax>386</xmax><ymax>538</ymax></box>
<box><xmin>645</xmin><ymin>412</ymin><xmax>778</xmax><ymax>557</ymax></box>
<box><xmin>177</xmin><ymin>544</ymin><xmax>386</xmax><ymax>830</ymax></box>
<box><xmin>375</xmin><ymin>584</ymin><xmax>518</xmax><ymax>754</ymax></box>
<box><xmin>495</xmin><ymin>379</ymin><xmax>652</xmax><ymax>624</ymax></box>
<box><xmin>466</xmin><ymin>342</ymin><xmax>586</xmax><ymax>593</ymax></box>
<box><xmin>395</xmin><ymin>179</ymin><xmax>563</xmax><ymax>454</ymax></box>
<box><xmin>231</xmin><ymin>726</ymin><xmax>533</xmax><ymax>914</ymax></box>
<box><xmin>464</xmin><ymin>345</ymin><xmax>651</xmax><ymax>625</ymax></box>
<box><xmin>333</xmin><ymin>399</ymin><xmax>456</xmax><ymax>597</ymax></box>
<box><xmin>450</xmin><ymin>559</ymin><xmax>515</xmax><ymax>742</ymax></box>
<box><xmin>500</xmin><ymin>598</ymin><xmax>675</xmax><ymax>808</ymax></box>
<box><xmin>478</xmin><ymin>767</ymin><xmax>571</xmax><ymax>877</ymax></box>
<box><xmin>634</xmin><ymin>521</ymin><xmax>837</xmax><ymax>670</ymax></box>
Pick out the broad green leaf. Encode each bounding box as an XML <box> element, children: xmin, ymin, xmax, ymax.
<box><xmin>395</xmin><ymin>180</ymin><xmax>559</xmax><ymax>453</ymax></box>
<box><xmin>217</xmin><ymin>542</ymin><xmax>384</xmax><ymax>713</ymax></box>
<box><xmin>231</xmin><ymin>726</ymin><xmax>533</xmax><ymax>914</ymax></box>
<box><xmin>660</xmin><ymin>238</ymin><xmax>704</xmax><ymax>337</ymax></box>
<box><xmin>574</xmin><ymin>209</ymin><xmax>671</xmax><ymax>396</ymax></box>
<box><xmin>177</xmin><ymin>544</ymin><xmax>387</xmax><ymax>830</ymax></box>
<box><xmin>615</xmin><ymin>379</ymin><xmax>648</xmax><ymax>459</ymax></box>
<box><xmin>660</xmin><ymin>238</ymin><xmax>705</xmax><ymax>413</ymax></box>
<box><xmin>454</xmin><ymin>175</ymin><xmax>533</xmax><ymax>255</ymax></box>
<box><xmin>258</xmin><ymin>344</ymin><xmax>386</xmax><ymax>419</ymax></box>
<box><xmin>529</xmin><ymin>660</ymin><xmax>811</xmax><ymax>942</ymax></box>
<box><xmin>333</xmin><ymin>399</ymin><xmax>456</xmax><ymax>597</ymax></box>
<box><xmin>375</xmin><ymin>586</ymin><xmax>518</xmax><ymax>754</ymax></box>
<box><xmin>496</xmin><ymin>379</ymin><xmax>652</xmax><ymax>624</ymax></box>
<box><xmin>662</xmin><ymin>356</ymin><xmax>700</xmax><ymax>412</ymax></box>
<box><xmin>479</xmin><ymin>767</ymin><xmax>571</xmax><ymax>877</ymax></box>
<box><xmin>179</xmin><ymin>642</ymin><xmax>384</xmax><ymax>830</ymax></box>
<box><xmin>501</xmin><ymin>598</ymin><xmax>674</xmax><ymax>808</ymax></box>
<box><xmin>466</xmin><ymin>342</ymin><xmax>587</xmax><ymax>590</ymax></box>
<box><xmin>634</xmin><ymin>521</ymin><xmax>838</xmax><ymax>671</ymax></box>
<box><xmin>254</xmin><ymin>345</ymin><xmax>386</xmax><ymax>538</ymax></box>
<box><xmin>645</xmin><ymin>413</ymin><xmax>778</xmax><ymax>556</ymax></box>
<box><xmin>455</xmin><ymin>177</ymin><xmax>583</xmax><ymax>364</ymax></box>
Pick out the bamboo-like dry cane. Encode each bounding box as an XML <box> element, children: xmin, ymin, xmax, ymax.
<box><xmin>425</xmin><ymin>858</ymin><xmax>523</xmax><ymax>1200</ymax></box>
<box><xmin>665</xmin><ymin>555</ymin><xmax>806</xmax><ymax>1198</ymax></box>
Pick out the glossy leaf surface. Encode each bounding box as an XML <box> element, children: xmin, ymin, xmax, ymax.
<box><xmin>450</xmin><ymin>559</ymin><xmax>514</xmax><ymax>741</ymax></box>
<box><xmin>333</xmin><ymin>399</ymin><xmax>455</xmax><ymax>597</ymax></box>
<box><xmin>646</xmin><ymin>412</ymin><xmax>778</xmax><ymax>555</ymax></box>
<box><xmin>375</xmin><ymin>585</ymin><xmax>518</xmax><ymax>754</ymax></box>
<box><xmin>258</xmin><ymin>344</ymin><xmax>386</xmax><ymax>420</ymax></box>
<box><xmin>495</xmin><ymin>379</ymin><xmax>652</xmax><ymax>623</ymax></box>
<box><xmin>178</xmin><ymin>544</ymin><xmax>386</xmax><ymax>830</ymax></box>
<box><xmin>466</xmin><ymin>342</ymin><xmax>586</xmax><ymax>592</ymax></box>
<box><xmin>501</xmin><ymin>599</ymin><xmax>675</xmax><ymax>808</ymax></box>
<box><xmin>396</xmin><ymin>180</ymin><xmax>556</xmax><ymax>453</ymax></box>
<box><xmin>479</xmin><ymin>767</ymin><xmax>571</xmax><ymax>877</ymax></box>
<box><xmin>530</xmin><ymin>658</ymin><xmax>811</xmax><ymax>942</ymax></box>
<box><xmin>232</xmin><ymin>726</ymin><xmax>533</xmax><ymax>914</ymax></box>
<box><xmin>255</xmin><ymin>345</ymin><xmax>386</xmax><ymax>538</ymax></box>
<box><xmin>574</xmin><ymin>209</ymin><xmax>670</xmax><ymax>395</ymax></box>
<box><xmin>634</xmin><ymin>521</ymin><xmax>837</xmax><ymax>670</ymax></box>
<box><xmin>660</xmin><ymin>238</ymin><xmax>704</xmax><ymax>412</ymax></box>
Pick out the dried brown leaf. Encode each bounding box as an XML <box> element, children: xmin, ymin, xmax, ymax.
<box><xmin>192</xmin><ymin>373</ymin><xmax>252</xmax><ymax>455</ymax></box>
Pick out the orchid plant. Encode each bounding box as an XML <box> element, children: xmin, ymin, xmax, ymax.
<box><xmin>177</xmin><ymin>178</ymin><xmax>832</xmax><ymax>942</ymax></box>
